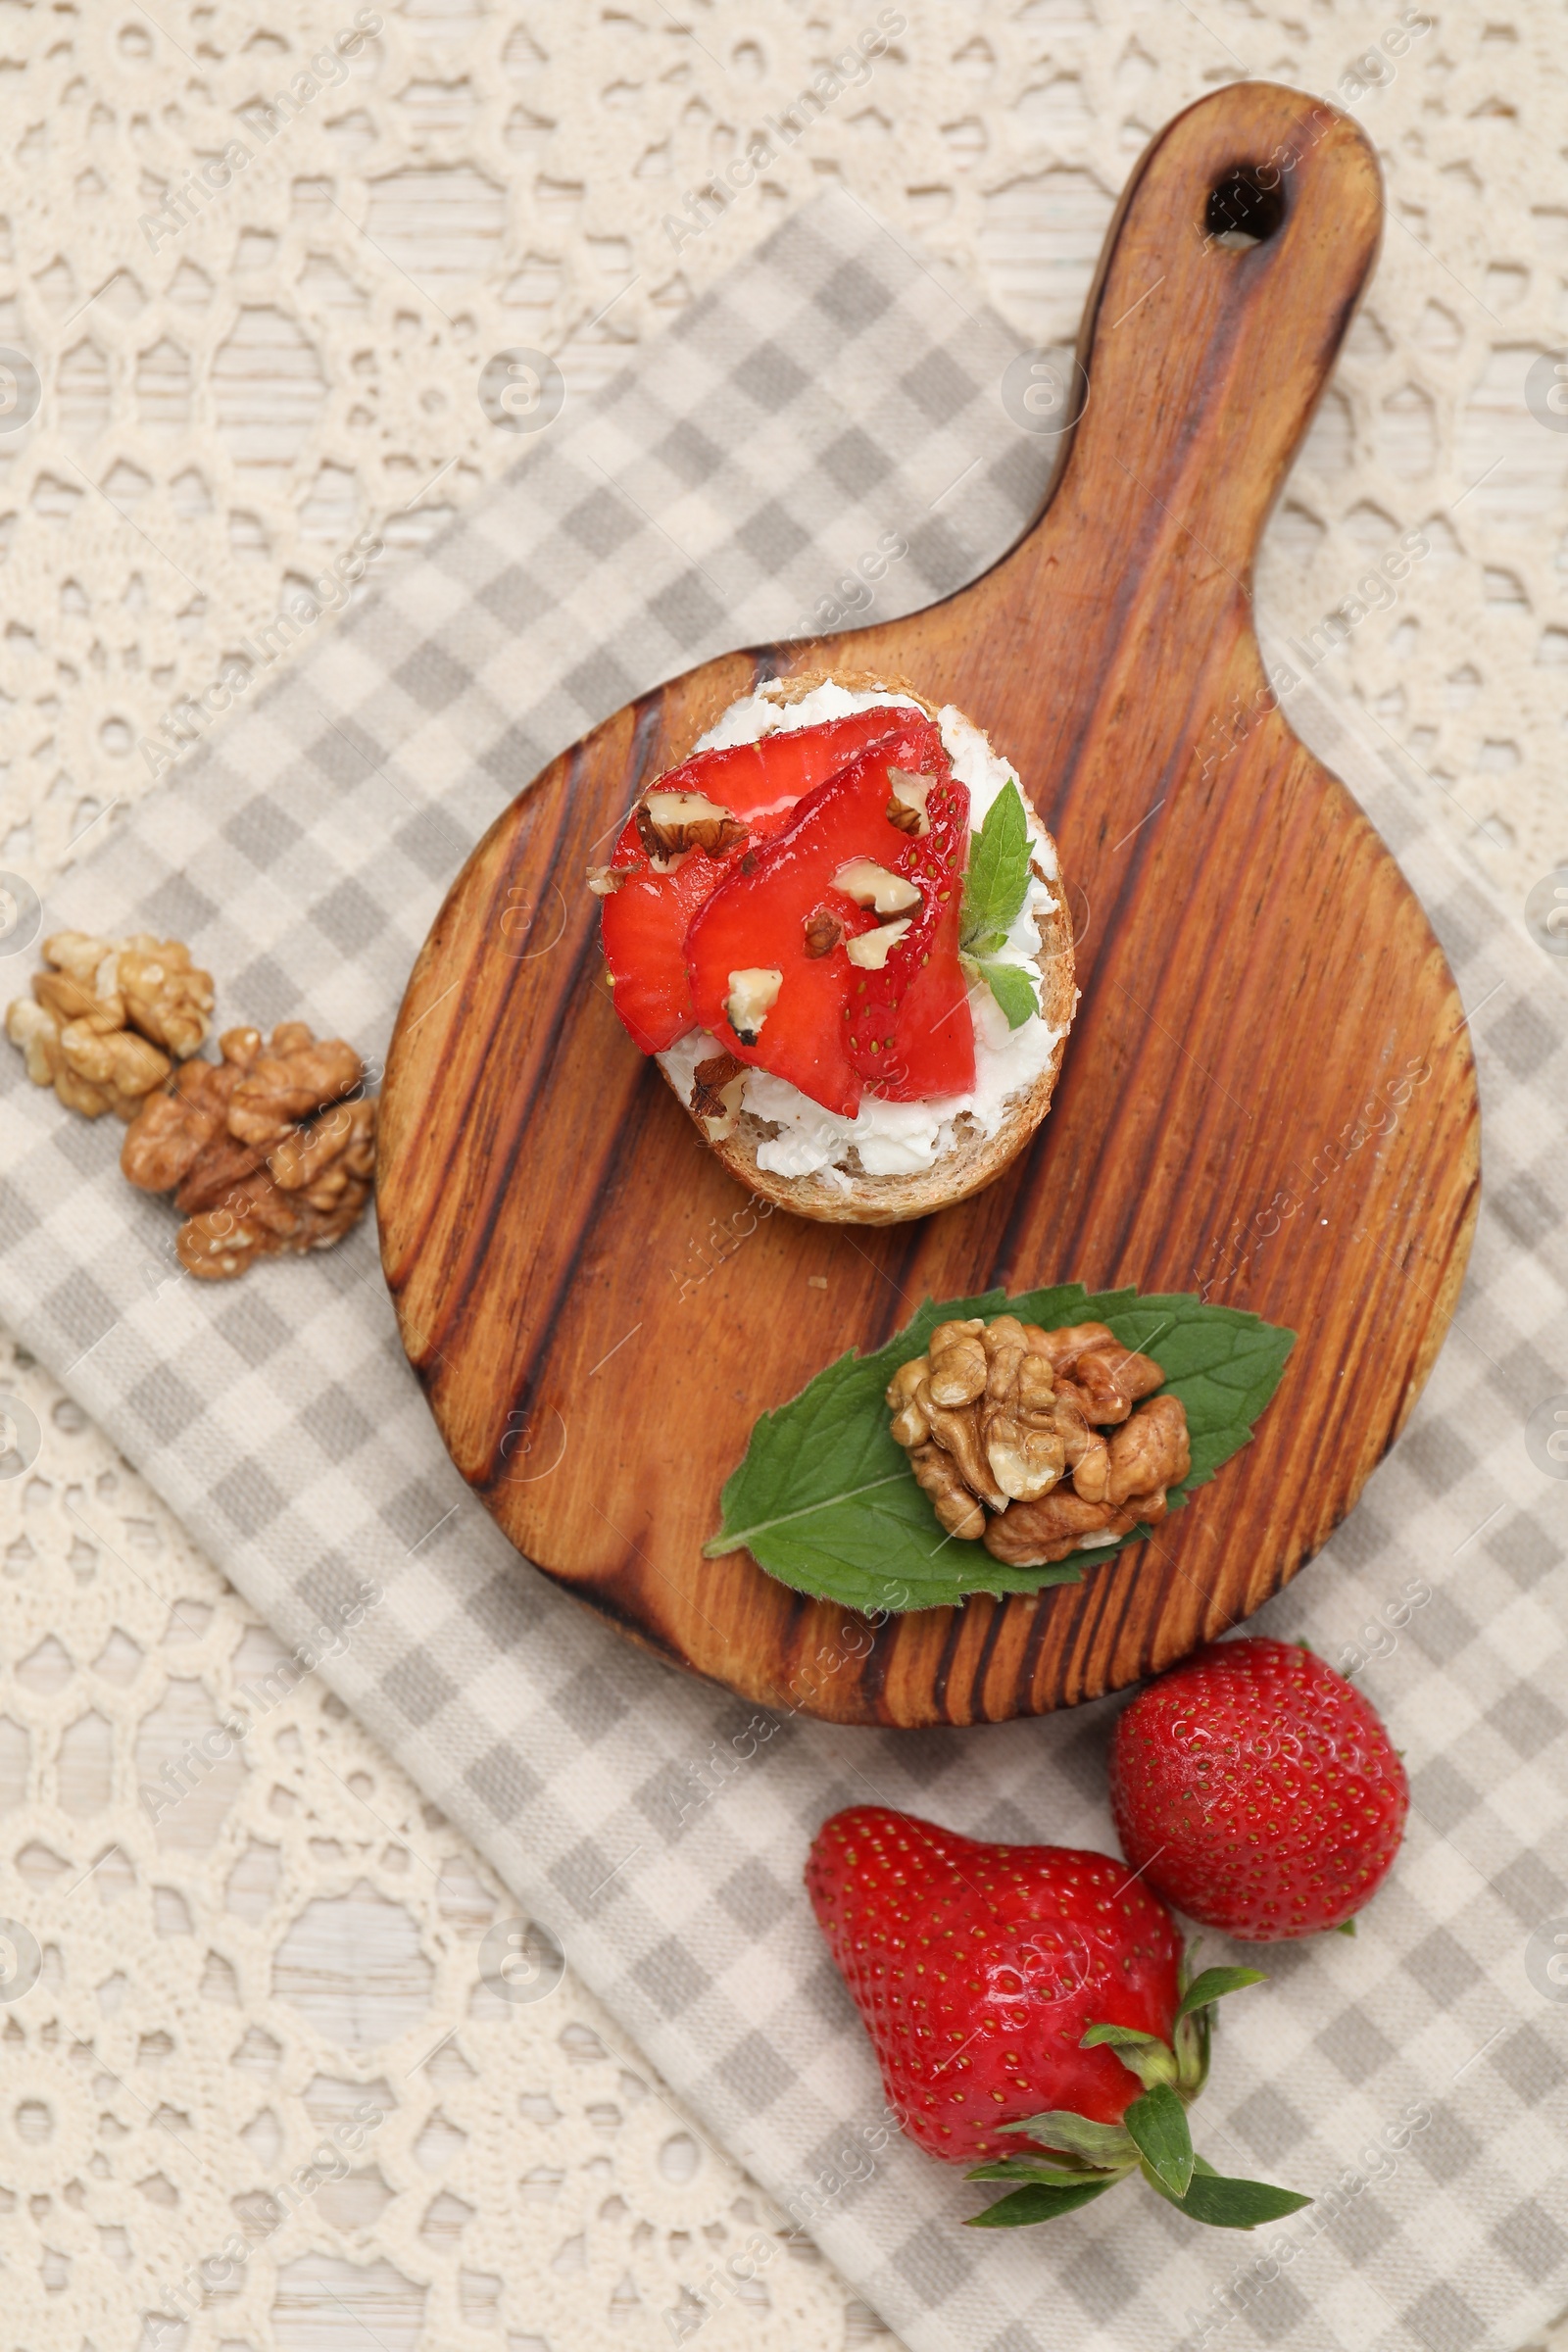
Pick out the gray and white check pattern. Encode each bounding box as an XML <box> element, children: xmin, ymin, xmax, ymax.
<box><xmin>2</xmin><ymin>193</ymin><xmax>1565</xmax><ymax>2352</ymax></box>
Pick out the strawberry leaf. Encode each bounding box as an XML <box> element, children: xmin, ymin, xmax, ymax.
<box><xmin>1080</xmin><ymin>2021</ymin><xmax>1178</xmax><ymax>2090</ymax></box>
<box><xmin>1175</xmin><ymin>1966</ymin><xmax>1266</xmax><ymax>2024</ymax></box>
<box><xmin>704</xmin><ymin>1284</ymin><xmax>1295</xmax><ymax>1612</ymax></box>
<box><xmin>959</xmin><ymin>779</ymin><xmax>1032</xmax><ymax>949</ymax></box>
<box><xmin>1124</xmin><ymin>2083</ymin><xmax>1195</xmax><ymax>2197</ymax></box>
<box><xmin>966</xmin><ymin>2143</ymin><xmax>1313</xmax><ymax>2233</ymax></box>
<box><xmin>966</xmin><ymin>2156</ymin><xmax>1122</xmax><ymax>2185</ymax></box>
<box><xmin>965</xmin><ymin>2177</ymin><xmax>1118</xmax><ymax>2229</ymax></box>
<box><xmin>999</xmin><ymin>2111</ymin><xmax>1135</xmax><ymax>2168</ymax></box>
<box><xmin>1079</xmin><ymin>2023</ymin><xmax>1163</xmax><ymax>2050</ymax></box>
<box><xmin>1151</xmin><ymin>2165</ymin><xmax>1313</xmax><ymax>2230</ymax></box>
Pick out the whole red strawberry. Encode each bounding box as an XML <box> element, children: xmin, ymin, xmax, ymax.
<box><xmin>808</xmin><ymin>1805</ymin><xmax>1180</xmax><ymax>2160</ymax></box>
<box><xmin>807</xmin><ymin>1805</ymin><xmax>1309</xmax><ymax>2231</ymax></box>
<box><xmin>1109</xmin><ymin>1638</ymin><xmax>1409</xmax><ymax>1941</ymax></box>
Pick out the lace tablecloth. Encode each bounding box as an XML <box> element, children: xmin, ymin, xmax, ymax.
<box><xmin>2</xmin><ymin>6</ymin><xmax>1566</xmax><ymax>2350</ymax></box>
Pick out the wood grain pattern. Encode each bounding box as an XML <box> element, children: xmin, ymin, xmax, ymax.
<box><xmin>377</xmin><ymin>84</ymin><xmax>1479</xmax><ymax>1728</ymax></box>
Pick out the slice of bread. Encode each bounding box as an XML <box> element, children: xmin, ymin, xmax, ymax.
<box><xmin>653</xmin><ymin>673</ymin><xmax>1077</xmax><ymax>1226</ymax></box>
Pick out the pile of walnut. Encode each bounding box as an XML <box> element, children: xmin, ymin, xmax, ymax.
<box><xmin>122</xmin><ymin>1024</ymin><xmax>375</xmax><ymax>1280</ymax></box>
<box><xmin>7</xmin><ymin>932</ymin><xmax>375</xmax><ymax>1282</ymax></box>
<box><xmin>887</xmin><ymin>1315</ymin><xmax>1192</xmax><ymax>1567</ymax></box>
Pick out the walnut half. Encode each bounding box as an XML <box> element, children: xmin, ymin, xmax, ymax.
<box><xmin>724</xmin><ymin>967</ymin><xmax>782</xmax><ymax>1046</ymax></box>
<box><xmin>982</xmin><ymin>1488</ymin><xmax>1168</xmax><ymax>1568</ymax></box>
<box><xmin>7</xmin><ymin>996</ymin><xmax>171</xmax><ymax>1121</ymax></box>
<box><xmin>909</xmin><ymin>1444</ymin><xmax>986</xmax><ymax>1541</ymax></box>
<box><xmin>8</xmin><ymin>928</ymin><xmax>215</xmax><ymax>1119</ymax></box>
<box><xmin>885</xmin><ymin>767</ymin><xmax>936</xmax><ymax>837</ymax></box>
<box><xmin>689</xmin><ymin>1052</ymin><xmax>748</xmax><ymax>1143</ymax></box>
<box><xmin>884</xmin><ymin>1311</ymin><xmax>1190</xmax><ymax>1560</ymax></box>
<box><xmin>802</xmin><ymin>906</ymin><xmax>846</xmax><ymax>958</ymax></box>
<box><xmin>121</xmin><ymin>1027</ymin><xmax>262</xmax><ymax>1195</ymax></box>
<box><xmin>121</xmin><ymin>1020</ymin><xmax>376</xmax><ymax>1281</ymax></box>
<box><xmin>634</xmin><ymin>790</ymin><xmax>746</xmax><ymax>868</ymax></box>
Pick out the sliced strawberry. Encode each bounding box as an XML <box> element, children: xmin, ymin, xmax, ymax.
<box><xmin>599</xmin><ymin>848</ymin><xmax>733</xmax><ymax>1054</ymax></box>
<box><xmin>600</xmin><ymin>708</ymin><xmax>911</xmax><ymax>1054</ymax></box>
<box><xmin>674</xmin><ymin>707</ymin><xmax>919</xmax><ymax>830</ymax></box>
<box><xmin>684</xmin><ymin>717</ymin><xmax>950</xmax><ymax>1116</ymax></box>
<box><xmin>876</xmin><ymin>928</ymin><xmax>975</xmax><ymax>1100</ymax></box>
<box><xmin>844</xmin><ymin>775</ymin><xmax>974</xmax><ymax>1102</ymax></box>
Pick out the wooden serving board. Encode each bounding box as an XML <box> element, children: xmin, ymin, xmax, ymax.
<box><xmin>377</xmin><ymin>83</ymin><xmax>1479</xmax><ymax>1729</ymax></box>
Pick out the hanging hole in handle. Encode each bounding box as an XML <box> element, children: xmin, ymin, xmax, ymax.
<box><xmin>1205</xmin><ymin>168</ymin><xmax>1287</xmax><ymax>251</ymax></box>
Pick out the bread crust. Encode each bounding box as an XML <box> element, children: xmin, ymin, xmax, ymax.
<box><xmin>652</xmin><ymin>672</ymin><xmax>1077</xmax><ymax>1226</ymax></box>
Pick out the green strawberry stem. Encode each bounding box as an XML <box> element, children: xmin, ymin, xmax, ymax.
<box><xmin>966</xmin><ymin>1964</ymin><xmax>1309</xmax><ymax>2231</ymax></box>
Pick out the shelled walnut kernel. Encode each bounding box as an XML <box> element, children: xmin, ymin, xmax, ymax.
<box><xmin>6</xmin><ymin>929</ymin><xmax>214</xmax><ymax>1118</ymax></box>
<box><xmin>885</xmin><ymin>1316</ymin><xmax>1191</xmax><ymax>1566</ymax></box>
<box><xmin>122</xmin><ymin>1022</ymin><xmax>375</xmax><ymax>1281</ymax></box>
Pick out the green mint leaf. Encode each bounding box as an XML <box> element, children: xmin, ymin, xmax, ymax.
<box><xmin>1123</xmin><ymin>2083</ymin><xmax>1195</xmax><ymax>2197</ymax></box>
<box><xmin>973</xmin><ymin>958</ymin><xmax>1039</xmax><ymax>1029</ymax></box>
<box><xmin>1335</xmin><ymin>1917</ymin><xmax>1358</xmax><ymax>1937</ymax></box>
<box><xmin>999</xmin><ymin>2111</ymin><xmax>1136</xmax><ymax>2168</ymax></box>
<box><xmin>704</xmin><ymin>1285</ymin><xmax>1295</xmax><ymax>1613</ymax></box>
<box><xmin>1175</xmin><ymin>1967</ymin><xmax>1266</xmax><ymax>2025</ymax></box>
<box><xmin>965</xmin><ymin>2177</ymin><xmax>1118</xmax><ymax>2229</ymax></box>
<box><xmin>1151</xmin><ymin>2167</ymin><xmax>1313</xmax><ymax>2230</ymax></box>
<box><xmin>960</xmin><ymin>779</ymin><xmax>1032</xmax><ymax>950</ymax></box>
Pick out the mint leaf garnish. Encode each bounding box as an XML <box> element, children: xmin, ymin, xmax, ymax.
<box><xmin>959</xmin><ymin>782</ymin><xmax>1046</xmax><ymax>1027</ymax></box>
<box><xmin>704</xmin><ymin>1285</ymin><xmax>1295</xmax><ymax>1611</ymax></box>
<box><xmin>960</xmin><ymin>779</ymin><xmax>1033</xmax><ymax>947</ymax></box>
<box><xmin>969</xmin><ymin>957</ymin><xmax>1038</xmax><ymax>1029</ymax></box>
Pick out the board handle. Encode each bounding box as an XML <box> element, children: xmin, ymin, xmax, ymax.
<box><xmin>1036</xmin><ymin>82</ymin><xmax>1382</xmax><ymax>595</ymax></box>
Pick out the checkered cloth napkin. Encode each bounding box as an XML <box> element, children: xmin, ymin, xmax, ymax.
<box><xmin>3</xmin><ymin>190</ymin><xmax>1567</xmax><ymax>2352</ymax></box>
